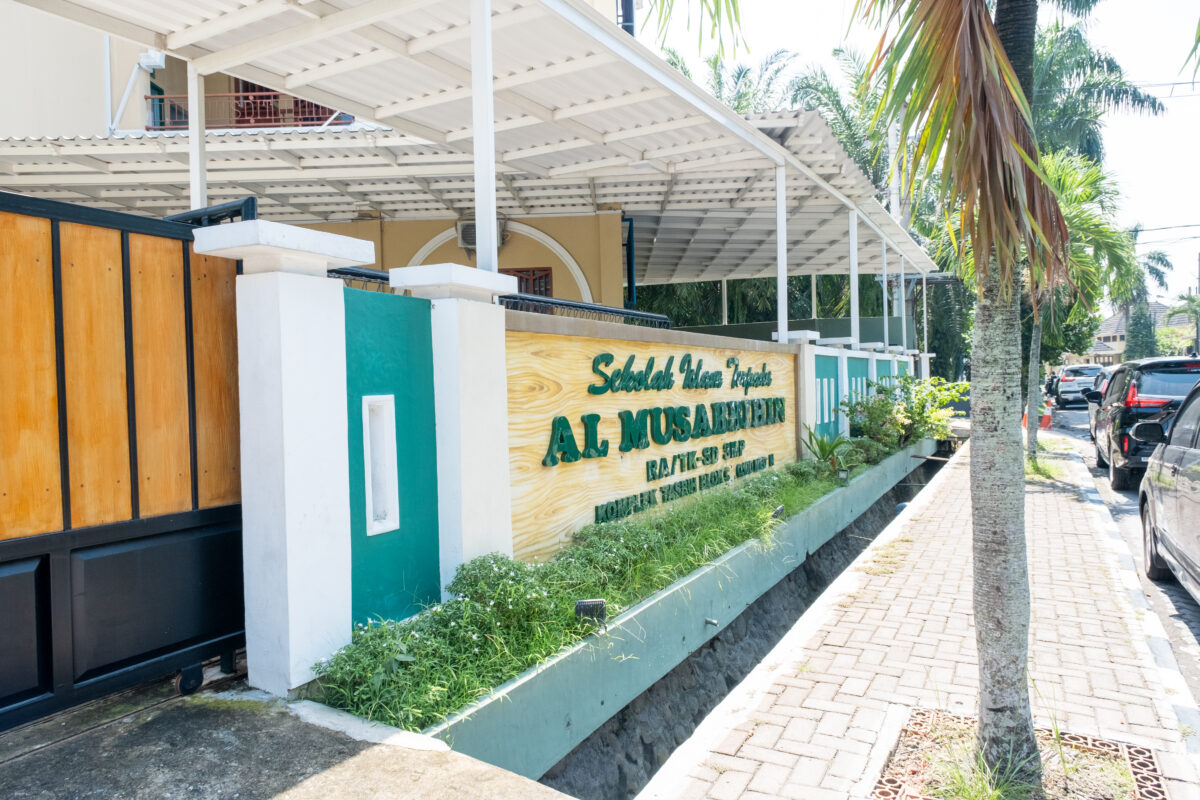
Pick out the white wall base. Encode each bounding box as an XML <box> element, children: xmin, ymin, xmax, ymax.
<box><xmin>236</xmin><ymin>272</ymin><xmax>352</xmax><ymax>697</ymax></box>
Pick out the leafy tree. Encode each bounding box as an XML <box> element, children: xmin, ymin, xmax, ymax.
<box><xmin>1125</xmin><ymin>302</ymin><xmax>1159</xmax><ymax>360</ymax></box>
<box><xmin>1157</xmin><ymin>326</ymin><xmax>1193</xmax><ymax>357</ymax></box>
<box><xmin>1168</xmin><ymin>292</ymin><xmax>1200</xmax><ymax>355</ymax></box>
<box><xmin>1032</xmin><ymin>23</ymin><xmax>1163</xmax><ymax>162</ymax></box>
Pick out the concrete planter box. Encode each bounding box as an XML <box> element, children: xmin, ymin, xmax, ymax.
<box><xmin>423</xmin><ymin>440</ymin><xmax>936</xmax><ymax>778</ymax></box>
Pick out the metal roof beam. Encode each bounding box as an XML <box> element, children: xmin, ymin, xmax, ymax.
<box><xmin>501</xmin><ymin>174</ymin><xmax>530</xmax><ymax>215</ymax></box>
<box><xmin>377</xmin><ymin>53</ymin><xmax>616</xmax><ymax>118</ymax></box>
<box><xmin>535</xmin><ymin>0</ymin><xmax>784</xmax><ymax>167</ymax></box>
<box><xmin>192</xmin><ymin>0</ymin><xmax>441</xmax><ymax>75</ymax></box>
<box><xmin>169</xmin><ymin>0</ymin><xmax>313</xmax><ymax>50</ymax></box>
<box><xmin>554</xmin><ymin>89</ymin><xmax>671</xmax><ymax>120</ymax></box>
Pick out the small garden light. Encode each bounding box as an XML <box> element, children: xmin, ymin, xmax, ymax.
<box><xmin>837</xmin><ymin>466</ymin><xmax>850</xmax><ymax>484</ymax></box>
<box><xmin>575</xmin><ymin>598</ymin><xmax>607</xmax><ymax>626</ymax></box>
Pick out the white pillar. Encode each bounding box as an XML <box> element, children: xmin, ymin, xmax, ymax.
<box><xmin>194</xmin><ymin>220</ymin><xmax>375</xmax><ymax>697</ymax></box>
<box><xmin>881</xmin><ymin>241</ymin><xmax>889</xmax><ymax>348</ymax></box>
<box><xmin>775</xmin><ymin>165</ymin><xmax>788</xmax><ymax>344</ymax></box>
<box><xmin>922</xmin><ymin>273</ymin><xmax>929</xmax><ymax>354</ymax></box>
<box><xmin>848</xmin><ymin>210</ymin><xmax>859</xmax><ymax>345</ymax></box>
<box><xmin>471</xmin><ymin>0</ymin><xmax>498</xmax><ymax>270</ymax></box>
<box><xmin>186</xmin><ymin>62</ymin><xmax>207</xmax><ymax>209</ymax></box>
<box><xmin>810</xmin><ymin>273</ymin><xmax>818</xmax><ymax>318</ymax></box>
<box><xmin>837</xmin><ymin>350</ymin><xmax>849</xmax><ymax>436</ymax></box>
<box><xmin>391</xmin><ymin>264</ymin><xmax>517</xmax><ymax>596</ymax></box>
<box><xmin>721</xmin><ymin>278</ymin><xmax>728</xmax><ymax>326</ymax></box>
<box><xmin>899</xmin><ymin>255</ymin><xmax>907</xmax><ymax>351</ymax></box>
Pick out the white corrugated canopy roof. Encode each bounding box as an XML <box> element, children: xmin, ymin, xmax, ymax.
<box><xmin>5</xmin><ymin>0</ymin><xmax>936</xmax><ymax>278</ymax></box>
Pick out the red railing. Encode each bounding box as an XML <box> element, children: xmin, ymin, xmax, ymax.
<box><xmin>146</xmin><ymin>91</ymin><xmax>353</xmax><ymax>130</ymax></box>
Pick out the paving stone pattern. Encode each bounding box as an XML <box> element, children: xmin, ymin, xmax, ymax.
<box><xmin>639</xmin><ymin>438</ymin><xmax>1198</xmax><ymax>800</ymax></box>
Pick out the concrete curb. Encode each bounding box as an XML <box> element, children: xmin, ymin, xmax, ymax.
<box><xmin>1055</xmin><ymin>443</ymin><xmax>1200</xmax><ymax>760</ymax></box>
<box><xmin>637</xmin><ymin>441</ymin><xmax>970</xmax><ymax>800</ymax></box>
<box><xmin>289</xmin><ymin>700</ymin><xmax>450</xmax><ymax>751</ymax></box>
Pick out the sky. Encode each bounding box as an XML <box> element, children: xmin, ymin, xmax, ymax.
<box><xmin>641</xmin><ymin>0</ymin><xmax>1200</xmax><ymax>312</ymax></box>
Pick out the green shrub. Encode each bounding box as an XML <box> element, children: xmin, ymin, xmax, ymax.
<box><xmin>847</xmin><ymin>436</ymin><xmax>892</xmax><ymax>466</ymax></box>
<box><xmin>843</xmin><ymin>392</ymin><xmax>904</xmax><ymax>448</ymax></box>
<box><xmin>314</xmin><ymin>456</ymin><xmax>856</xmax><ymax>731</ymax></box>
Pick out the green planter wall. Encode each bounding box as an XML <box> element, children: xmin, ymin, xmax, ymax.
<box><xmin>423</xmin><ymin>440</ymin><xmax>936</xmax><ymax>778</ymax></box>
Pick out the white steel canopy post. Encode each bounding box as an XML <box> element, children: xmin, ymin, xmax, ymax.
<box><xmin>471</xmin><ymin>0</ymin><xmax>499</xmax><ymax>271</ymax></box>
<box><xmin>899</xmin><ymin>256</ymin><xmax>907</xmax><ymax>350</ymax></box>
<box><xmin>848</xmin><ymin>210</ymin><xmax>860</xmax><ymax>345</ymax></box>
<box><xmin>810</xmin><ymin>273</ymin><xmax>817</xmax><ymax>318</ymax></box>
<box><xmin>775</xmin><ymin>165</ymin><xmax>788</xmax><ymax>344</ymax></box>
<box><xmin>721</xmin><ymin>279</ymin><xmax>728</xmax><ymax>326</ymax></box>
<box><xmin>186</xmin><ymin>62</ymin><xmax>207</xmax><ymax>209</ymax></box>
<box><xmin>881</xmin><ymin>241</ymin><xmax>889</xmax><ymax>348</ymax></box>
<box><xmin>923</xmin><ymin>273</ymin><xmax>929</xmax><ymax>353</ymax></box>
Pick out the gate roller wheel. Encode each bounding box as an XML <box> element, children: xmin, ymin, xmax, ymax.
<box><xmin>174</xmin><ymin>664</ymin><xmax>204</xmax><ymax>696</ymax></box>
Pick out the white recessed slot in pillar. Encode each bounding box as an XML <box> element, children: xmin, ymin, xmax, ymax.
<box><xmin>363</xmin><ymin>395</ymin><xmax>399</xmax><ymax>535</ymax></box>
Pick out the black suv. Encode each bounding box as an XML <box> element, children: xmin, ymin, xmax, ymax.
<box><xmin>1087</xmin><ymin>357</ymin><xmax>1200</xmax><ymax>490</ymax></box>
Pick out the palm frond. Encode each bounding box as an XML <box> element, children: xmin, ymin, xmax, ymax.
<box><xmin>855</xmin><ymin>0</ymin><xmax>1068</xmax><ymax>303</ymax></box>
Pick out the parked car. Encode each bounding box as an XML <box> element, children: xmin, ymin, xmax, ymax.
<box><xmin>1055</xmin><ymin>363</ymin><xmax>1102</xmax><ymax>407</ymax></box>
<box><xmin>1087</xmin><ymin>357</ymin><xmax>1200</xmax><ymax>490</ymax></box>
<box><xmin>1088</xmin><ymin>367</ymin><xmax>1115</xmax><ymax>440</ymax></box>
<box><xmin>1136</xmin><ymin>382</ymin><xmax>1200</xmax><ymax>604</ymax></box>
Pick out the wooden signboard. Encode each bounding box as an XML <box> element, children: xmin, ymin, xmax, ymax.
<box><xmin>507</xmin><ymin>330</ymin><xmax>797</xmax><ymax>562</ymax></box>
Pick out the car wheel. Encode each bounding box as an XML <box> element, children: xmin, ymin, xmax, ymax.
<box><xmin>1095</xmin><ymin>439</ymin><xmax>1108</xmax><ymax>467</ymax></box>
<box><xmin>1109</xmin><ymin>445</ymin><xmax>1133</xmax><ymax>491</ymax></box>
<box><xmin>1142</xmin><ymin>503</ymin><xmax>1171</xmax><ymax>581</ymax></box>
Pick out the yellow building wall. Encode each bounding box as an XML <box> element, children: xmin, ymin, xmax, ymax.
<box><xmin>308</xmin><ymin>213</ymin><xmax>627</xmax><ymax>307</ymax></box>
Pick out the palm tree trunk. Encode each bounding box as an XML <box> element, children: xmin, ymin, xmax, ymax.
<box><xmin>994</xmin><ymin>0</ymin><xmax>1039</xmax><ymax>96</ymax></box>
<box><xmin>1026</xmin><ymin>316</ymin><xmax>1043</xmax><ymax>458</ymax></box>
<box><xmin>972</xmin><ymin>270</ymin><xmax>1041</xmax><ymax>778</ymax></box>
<box><xmin>983</xmin><ymin>0</ymin><xmax>1043</xmax><ymax>781</ymax></box>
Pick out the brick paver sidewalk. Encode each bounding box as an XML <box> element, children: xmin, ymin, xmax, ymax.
<box><xmin>639</xmin><ymin>436</ymin><xmax>1199</xmax><ymax>800</ymax></box>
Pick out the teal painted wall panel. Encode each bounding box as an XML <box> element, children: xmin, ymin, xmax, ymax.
<box><xmin>898</xmin><ymin>361</ymin><xmax>909</xmax><ymax>376</ymax></box>
<box><xmin>876</xmin><ymin>359</ymin><xmax>894</xmax><ymax>389</ymax></box>
<box><xmin>846</xmin><ymin>356</ymin><xmax>870</xmax><ymax>404</ymax></box>
<box><xmin>814</xmin><ymin>354</ymin><xmax>840</xmax><ymax>439</ymax></box>
<box><xmin>344</xmin><ymin>288</ymin><xmax>440</xmax><ymax>623</ymax></box>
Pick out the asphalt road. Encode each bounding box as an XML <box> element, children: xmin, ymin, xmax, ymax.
<box><xmin>1050</xmin><ymin>404</ymin><xmax>1200</xmax><ymax>703</ymax></box>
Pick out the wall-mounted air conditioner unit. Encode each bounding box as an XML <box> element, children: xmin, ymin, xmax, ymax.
<box><xmin>456</xmin><ymin>217</ymin><xmax>507</xmax><ymax>250</ymax></box>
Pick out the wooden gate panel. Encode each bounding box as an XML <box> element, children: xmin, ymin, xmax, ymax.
<box><xmin>130</xmin><ymin>234</ymin><xmax>192</xmax><ymax>517</ymax></box>
<box><xmin>0</xmin><ymin>212</ymin><xmax>62</xmax><ymax>540</ymax></box>
<box><xmin>190</xmin><ymin>249</ymin><xmax>241</xmax><ymax>509</ymax></box>
<box><xmin>60</xmin><ymin>222</ymin><xmax>131</xmax><ymax>528</ymax></box>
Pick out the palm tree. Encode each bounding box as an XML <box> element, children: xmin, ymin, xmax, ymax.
<box><xmin>1025</xmin><ymin>154</ymin><xmax>1131</xmax><ymax>455</ymax></box>
<box><xmin>1108</xmin><ymin>229</ymin><xmax>1172</xmax><ymax>334</ymax></box>
<box><xmin>853</xmin><ymin>0</ymin><xmax>1074</xmax><ymax>781</ymax></box>
<box><xmin>789</xmin><ymin>49</ymin><xmax>891</xmax><ymax>194</ymax></box>
<box><xmin>1168</xmin><ymin>293</ymin><xmax>1200</xmax><ymax>355</ymax></box>
<box><xmin>1032</xmin><ymin>23</ymin><xmax>1164</xmax><ymax>163</ymax></box>
<box><xmin>663</xmin><ymin>47</ymin><xmax>796</xmax><ymax>112</ymax></box>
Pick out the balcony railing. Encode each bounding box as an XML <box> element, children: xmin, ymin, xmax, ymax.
<box><xmin>146</xmin><ymin>91</ymin><xmax>354</xmax><ymax>131</ymax></box>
